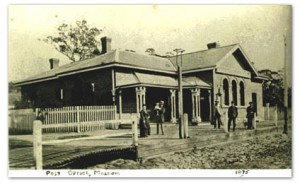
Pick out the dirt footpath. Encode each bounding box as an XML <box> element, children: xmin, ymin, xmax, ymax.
<box><xmin>89</xmin><ymin>133</ymin><xmax>291</xmax><ymax>169</ymax></box>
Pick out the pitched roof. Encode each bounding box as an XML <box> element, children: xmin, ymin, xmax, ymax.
<box><xmin>14</xmin><ymin>50</ymin><xmax>177</xmax><ymax>85</ymax></box>
<box><xmin>168</xmin><ymin>44</ymin><xmax>237</xmax><ymax>71</ymax></box>
<box><xmin>14</xmin><ymin>43</ymin><xmax>260</xmax><ymax>86</ymax></box>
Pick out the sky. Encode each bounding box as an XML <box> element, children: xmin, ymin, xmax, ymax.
<box><xmin>8</xmin><ymin>5</ymin><xmax>292</xmax><ymax>82</ymax></box>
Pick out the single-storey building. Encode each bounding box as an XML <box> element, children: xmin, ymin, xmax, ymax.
<box><xmin>14</xmin><ymin>37</ymin><xmax>268</xmax><ymax>123</ymax></box>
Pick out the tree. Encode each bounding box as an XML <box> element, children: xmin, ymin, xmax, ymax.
<box><xmin>45</xmin><ymin>20</ymin><xmax>103</xmax><ymax>62</ymax></box>
<box><xmin>260</xmin><ymin>69</ymin><xmax>291</xmax><ymax>107</ymax></box>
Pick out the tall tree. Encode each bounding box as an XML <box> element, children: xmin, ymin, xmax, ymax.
<box><xmin>260</xmin><ymin>69</ymin><xmax>291</xmax><ymax>107</ymax></box>
<box><xmin>45</xmin><ymin>20</ymin><xmax>103</xmax><ymax>62</ymax></box>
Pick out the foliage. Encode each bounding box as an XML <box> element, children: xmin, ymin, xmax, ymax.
<box><xmin>9</xmin><ymin>81</ymin><xmax>20</xmax><ymax>93</ymax></box>
<box><xmin>13</xmin><ymin>100</ymin><xmax>32</xmax><ymax>109</ymax></box>
<box><xmin>260</xmin><ymin>70</ymin><xmax>291</xmax><ymax>107</ymax></box>
<box><xmin>45</xmin><ymin>20</ymin><xmax>103</xmax><ymax>62</ymax></box>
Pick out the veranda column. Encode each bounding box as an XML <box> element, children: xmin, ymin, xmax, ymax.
<box><xmin>191</xmin><ymin>89</ymin><xmax>196</xmax><ymax>122</ymax></box>
<box><xmin>136</xmin><ymin>87</ymin><xmax>140</xmax><ymax>114</ymax></box>
<box><xmin>197</xmin><ymin>89</ymin><xmax>202</xmax><ymax>122</ymax></box>
<box><xmin>191</xmin><ymin>88</ymin><xmax>201</xmax><ymax>124</ymax></box>
<box><xmin>208</xmin><ymin>90</ymin><xmax>212</xmax><ymax>122</ymax></box>
<box><xmin>170</xmin><ymin>89</ymin><xmax>177</xmax><ymax>123</ymax></box>
<box><xmin>135</xmin><ymin>87</ymin><xmax>146</xmax><ymax>115</ymax></box>
<box><xmin>118</xmin><ymin>90</ymin><xmax>122</xmax><ymax>120</ymax></box>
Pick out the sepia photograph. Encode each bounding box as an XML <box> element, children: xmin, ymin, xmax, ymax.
<box><xmin>7</xmin><ymin>4</ymin><xmax>292</xmax><ymax>177</ymax></box>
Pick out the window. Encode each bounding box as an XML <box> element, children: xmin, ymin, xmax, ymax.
<box><xmin>223</xmin><ymin>79</ymin><xmax>229</xmax><ymax>105</ymax></box>
<box><xmin>240</xmin><ymin>81</ymin><xmax>245</xmax><ymax>106</ymax></box>
<box><xmin>232</xmin><ymin>80</ymin><xmax>237</xmax><ymax>105</ymax></box>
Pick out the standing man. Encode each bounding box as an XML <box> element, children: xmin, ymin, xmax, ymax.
<box><xmin>157</xmin><ymin>100</ymin><xmax>165</xmax><ymax>135</ymax></box>
<box><xmin>214</xmin><ymin>101</ymin><xmax>222</xmax><ymax>129</ymax></box>
<box><xmin>228</xmin><ymin>101</ymin><xmax>238</xmax><ymax>132</ymax></box>
<box><xmin>246</xmin><ymin>102</ymin><xmax>255</xmax><ymax>129</ymax></box>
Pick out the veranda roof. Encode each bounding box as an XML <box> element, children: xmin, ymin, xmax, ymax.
<box><xmin>115</xmin><ymin>71</ymin><xmax>211</xmax><ymax>89</ymax></box>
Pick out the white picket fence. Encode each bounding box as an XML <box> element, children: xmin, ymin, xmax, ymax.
<box><xmin>9</xmin><ymin>105</ymin><xmax>119</xmax><ymax>134</ymax></box>
<box><xmin>40</xmin><ymin>105</ymin><xmax>117</xmax><ymax>133</ymax></box>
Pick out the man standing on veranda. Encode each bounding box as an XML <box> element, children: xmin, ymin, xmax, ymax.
<box><xmin>228</xmin><ymin>101</ymin><xmax>238</xmax><ymax>132</ymax></box>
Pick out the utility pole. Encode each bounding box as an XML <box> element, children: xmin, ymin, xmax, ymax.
<box><xmin>283</xmin><ymin>35</ymin><xmax>288</xmax><ymax>134</ymax></box>
<box><xmin>174</xmin><ymin>48</ymin><xmax>185</xmax><ymax>139</ymax></box>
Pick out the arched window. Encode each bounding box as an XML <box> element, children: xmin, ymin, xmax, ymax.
<box><xmin>240</xmin><ymin>81</ymin><xmax>245</xmax><ymax>106</ymax></box>
<box><xmin>232</xmin><ymin>80</ymin><xmax>237</xmax><ymax>105</ymax></box>
<box><xmin>223</xmin><ymin>79</ymin><xmax>229</xmax><ymax>105</ymax></box>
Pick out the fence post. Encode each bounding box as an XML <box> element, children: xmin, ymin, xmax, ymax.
<box><xmin>183</xmin><ymin>113</ymin><xmax>189</xmax><ymax>138</ymax></box>
<box><xmin>266</xmin><ymin>103</ymin><xmax>270</xmax><ymax>121</ymax></box>
<box><xmin>132</xmin><ymin>117</ymin><xmax>138</xmax><ymax>147</ymax></box>
<box><xmin>76</xmin><ymin>106</ymin><xmax>80</xmax><ymax>133</ymax></box>
<box><xmin>33</xmin><ymin>120</ymin><xmax>42</xmax><ymax>170</ymax></box>
<box><xmin>274</xmin><ymin>105</ymin><xmax>278</xmax><ymax>126</ymax></box>
<box><xmin>253</xmin><ymin>113</ymin><xmax>257</xmax><ymax>130</ymax></box>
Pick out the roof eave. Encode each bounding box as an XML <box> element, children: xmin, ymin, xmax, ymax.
<box><xmin>182</xmin><ymin>66</ymin><xmax>215</xmax><ymax>74</ymax></box>
<box><xmin>15</xmin><ymin>62</ymin><xmax>177</xmax><ymax>86</ymax></box>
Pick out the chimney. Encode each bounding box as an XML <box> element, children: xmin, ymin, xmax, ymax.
<box><xmin>207</xmin><ymin>42</ymin><xmax>220</xmax><ymax>49</ymax></box>
<box><xmin>101</xmin><ymin>37</ymin><xmax>112</xmax><ymax>54</ymax></box>
<box><xmin>49</xmin><ymin>58</ymin><xmax>59</xmax><ymax>69</ymax></box>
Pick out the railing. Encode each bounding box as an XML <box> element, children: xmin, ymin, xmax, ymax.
<box><xmin>9</xmin><ymin>105</ymin><xmax>119</xmax><ymax>134</ymax></box>
<box><xmin>38</xmin><ymin>105</ymin><xmax>117</xmax><ymax>133</ymax></box>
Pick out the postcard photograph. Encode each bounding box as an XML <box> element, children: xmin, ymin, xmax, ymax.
<box><xmin>8</xmin><ymin>5</ymin><xmax>292</xmax><ymax>178</ymax></box>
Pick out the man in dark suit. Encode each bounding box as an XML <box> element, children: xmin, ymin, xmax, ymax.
<box><xmin>228</xmin><ymin>101</ymin><xmax>238</xmax><ymax>132</ymax></box>
<box><xmin>246</xmin><ymin>102</ymin><xmax>255</xmax><ymax>129</ymax></box>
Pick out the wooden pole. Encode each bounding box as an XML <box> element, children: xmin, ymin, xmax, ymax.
<box><xmin>183</xmin><ymin>113</ymin><xmax>189</xmax><ymax>138</ymax></box>
<box><xmin>283</xmin><ymin>35</ymin><xmax>288</xmax><ymax>134</ymax></box>
<box><xmin>132</xmin><ymin>117</ymin><xmax>138</xmax><ymax>146</ymax></box>
<box><xmin>119</xmin><ymin>90</ymin><xmax>122</xmax><ymax>120</ymax></box>
<box><xmin>253</xmin><ymin>113</ymin><xmax>257</xmax><ymax>130</ymax></box>
<box><xmin>274</xmin><ymin>105</ymin><xmax>278</xmax><ymax>127</ymax></box>
<box><xmin>33</xmin><ymin>120</ymin><xmax>42</xmax><ymax>170</ymax></box>
<box><xmin>178</xmin><ymin>66</ymin><xmax>183</xmax><ymax>139</ymax></box>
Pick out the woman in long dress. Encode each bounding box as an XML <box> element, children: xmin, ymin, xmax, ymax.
<box><xmin>139</xmin><ymin>104</ymin><xmax>150</xmax><ymax>137</ymax></box>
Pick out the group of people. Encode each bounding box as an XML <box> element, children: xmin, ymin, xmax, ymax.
<box><xmin>139</xmin><ymin>100</ymin><xmax>165</xmax><ymax>137</ymax></box>
<box><xmin>214</xmin><ymin>100</ymin><xmax>256</xmax><ymax>132</ymax></box>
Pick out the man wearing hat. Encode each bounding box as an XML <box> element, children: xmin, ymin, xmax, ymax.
<box><xmin>214</xmin><ymin>100</ymin><xmax>222</xmax><ymax>129</ymax></box>
<box><xmin>228</xmin><ymin>101</ymin><xmax>238</xmax><ymax>132</ymax></box>
<box><xmin>246</xmin><ymin>102</ymin><xmax>255</xmax><ymax>129</ymax></box>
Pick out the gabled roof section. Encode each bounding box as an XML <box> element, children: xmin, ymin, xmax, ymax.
<box><xmin>168</xmin><ymin>44</ymin><xmax>259</xmax><ymax>77</ymax></box>
<box><xmin>168</xmin><ymin>44</ymin><xmax>237</xmax><ymax>71</ymax></box>
<box><xmin>182</xmin><ymin>76</ymin><xmax>211</xmax><ymax>88</ymax></box>
<box><xmin>14</xmin><ymin>50</ymin><xmax>177</xmax><ymax>86</ymax></box>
